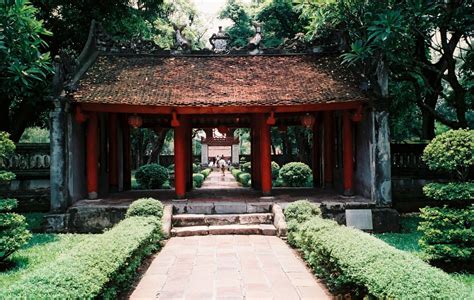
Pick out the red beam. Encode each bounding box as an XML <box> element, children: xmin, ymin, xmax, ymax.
<box><xmin>323</xmin><ymin>111</ymin><xmax>334</xmax><ymax>186</ymax></box>
<box><xmin>342</xmin><ymin>111</ymin><xmax>354</xmax><ymax>196</ymax></box>
<box><xmin>78</xmin><ymin>101</ymin><xmax>366</xmax><ymax>115</ymax></box>
<box><xmin>86</xmin><ymin>113</ymin><xmax>99</xmax><ymax>199</ymax></box>
<box><xmin>259</xmin><ymin>114</ymin><xmax>272</xmax><ymax>195</ymax></box>
<box><xmin>108</xmin><ymin>113</ymin><xmax>118</xmax><ymax>191</ymax></box>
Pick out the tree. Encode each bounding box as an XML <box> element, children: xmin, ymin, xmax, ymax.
<box><xmin>0</xmin><ymin>0</ymin><xmax>52</xmax><ymax>142</ymax></box>
<box><xmin>297</xmin><ymin>0</ymin><xmax>474</xmax><ymax>139</ymax></box>
<box><xmin>219</xmin><ymin>0</ymin><xmax>255</xmax><ymax>48</ymax></box>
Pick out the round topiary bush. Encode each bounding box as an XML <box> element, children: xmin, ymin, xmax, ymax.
<box><xmin>279</xmin><ymin>162</ymin><xmax>312</xmax><ymax>187</ymax></box>
<box><xmin>271</xmin><ymin>161</ymin><xmax>280</xmax><ymax>179</ymax></box>
<box><xmin>241</xmin><ymin>162</ymin><xmax>251</xmax><ymax>173</ymax></box>
<box><xmin>193</xmin><ymin>173</ymin><xmax>205</xmax><ymax>188</ymax></box>
<box><xmin>125</xmin><ymin>198</ymin><xmax>164</xmax><ymax>219</ymax></box>
<box><xmin>422</xmin><ymin>129</ymin><xmax>474</xmax><ymax>180</ymax></box>
<box><xmin>192</xmin><ymin>163</ymin><xmax>200</xmax><ymax>173</ymax></box>
<box><xmin>238</xmin><ymin>172</ymin><xmax>251</xmax><ymax>187</ymax></box>
<box><xmin>135</xmin><ymin>164</ymin><xmax>169</xmax><ymax>189</ymax></box>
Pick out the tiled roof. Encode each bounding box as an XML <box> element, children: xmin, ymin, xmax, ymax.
<box><xmin>71</xmin><ymin>54</ymin><xmax>367</xmax><ymax>107</ymax></box>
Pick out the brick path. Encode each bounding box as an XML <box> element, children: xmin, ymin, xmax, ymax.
<box><xmin>130</xmin><ymin>235</ymin><xmax>330</xmax><ymax>300</ymax></box>
<box><xmin>201</xmin><ymin>170</ymin><xmax>241</xmax><ymax>189</ymax></box>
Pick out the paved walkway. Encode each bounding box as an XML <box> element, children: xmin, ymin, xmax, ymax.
<box><xmin>130</xmin><ymin>235</ymin><xmax>330</xmax><ymax>300</ymax></box>
<box><xmin>201</xmin><ymin>170</ymin><xmax>241</xmax><ymax>189</ymax></box>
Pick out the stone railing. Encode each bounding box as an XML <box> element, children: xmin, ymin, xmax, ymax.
<box><xmin>2</xmin><ymin>143</ymin><xmax>50</xmax><ymax>179</ymax></box>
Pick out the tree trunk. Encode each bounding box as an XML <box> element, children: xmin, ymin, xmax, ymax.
<box><xmin>148</xmin><ymin>128</ymin><xmax>168</xmax><ymax>164</ymax></box>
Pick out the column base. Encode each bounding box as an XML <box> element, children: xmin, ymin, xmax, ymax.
<box><xmin>343</xmin><ymin>189</ymin><xmax>354</xmax><ymax>197</ymax></box>
<box><xmin>88</xmin><ymin>192</ymin><xmax>98</xmax><ymax>199</ymax></box>
<box><xmin>172</xmin><ymin>198</ymin><xmax>188</xmax><ymax>202</ymax></box>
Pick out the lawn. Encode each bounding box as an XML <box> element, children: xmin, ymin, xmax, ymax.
<box><xmin>374</xmin><ymin>214</ymin><xmax>474</xmax><ymax>294</ymax></box>
<box><xmin>0</xmin><ymin>234</ymin><xmax>94</xmax><ymax>288</ymax></box>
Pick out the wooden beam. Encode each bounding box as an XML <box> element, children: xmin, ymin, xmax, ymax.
<box><xmin>78</xmin><ymin>101</ymin><xmax>366</xmax><ymax>115</ymax></box>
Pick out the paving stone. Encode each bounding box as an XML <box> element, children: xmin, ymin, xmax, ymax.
<box><xmin>259</xmin><ymin>224</ymin><xmax>277</xmax><ymax>236</ymax></box>
<box><xmin>204</xmin><ymin>214</ymin><xmax>240</xmax><ymax>225</ymax></box>
<box><xmin>185</xmin><ymin>203</ymin><xmax>214</xmax><ymax>214</ymax></box>
<box><xmin>172</xmin><ymin>214</ymin><xmax>206</xmax><ymax>226</ymax></box>
<box><xmin>247</xmin><ymin>202</ymin><xmax>273</xmax><ymax>213</ymax></box>
<box><xmin>239</xmin><ymin>213</ymin><xmax>273</xmax><ymax>225</ymax></box>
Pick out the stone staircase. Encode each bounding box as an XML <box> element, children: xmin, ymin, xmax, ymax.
<box><xmin>169</xmin><ymin>202</ymin><xmax>287</xmax><ymax>237</ymax></box>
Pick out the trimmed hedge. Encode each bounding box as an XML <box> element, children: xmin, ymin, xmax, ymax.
<box><xmin>193</xmin><ymin>173</ymin><xmax>205</xmax><ymax>188</ymax></box>
<box><xmin>241</xmin><ymin>162</ymin><xmax>251</xmax><ymax>173</ymax></box>
<box><xmin>125</xmin><ymin>198</ymin><xmax>164</xmax><ymax>219</ymax></box>
<box><xmin>271</xmin><ymin>161</ymin><xmax>280</xmax><ymax>179</ymax></box>
<box><xmin>237</xmin><ymin>172</ymin><xmax>251</xmax><ymax>187</ymax></box>
<box><xmin>285</xmin><ymin>201</ymin><xmax>469</xmax><ymax>299</ymax></box>
<box><xmin>135</xmin><ymin>164</ymin><xmax>169</xmax><ymax>189</ymax></box>
<box><xmin>200</xmin><ymin>168</ymin><xmax>212</xmax><ymax>178</ymax></box>
<box><xmin>279</xmin><ymin>162</ymin><xmax>312</xmax><ymax>187</ymax></box>
<box><xmin>192</xmin><ymin>163</ymin><xmax>200</xmax><ymax>173</ymax></box>
<box><xmin>231</xmin><ymin>168</ymin><xmax>242</xmax><ymax>179</ymax></box>
<box><xmin>1</xmin><ymin>215</ymin><xmax>163</xmax><ymax>299</ymax></box>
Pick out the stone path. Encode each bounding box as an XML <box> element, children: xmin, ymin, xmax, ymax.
<box><xmin>130</xmin><ymin>235</ymin><xmax>330</xmax><ymax>300</ymax></box>
<box><xmin>201</xmin><ymin>169</ymin><xmax>241</xmax><ymax>189</ymax></box>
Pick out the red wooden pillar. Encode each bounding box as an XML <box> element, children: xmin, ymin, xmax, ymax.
<box><xmin>122</xmin><ymin>117</ymin><xmax>131</xmax><ymax>190</ymax></box>
<box><xmin>259</xmin><ymin>114</ymin><xmax>272</xmax><ymax>196</ymax></box>
<box><xmin>323</xmin><ymin>111</ymin><xmax>334</xmax><ymax>186</ymax></box>
<box><xmin>251</xmin><ymin>116</ymin><xmax>261</xmax><ymax>190</ymax></box>
<box><xmin>312</xmin><ymin>116</ymin><xmax>320</xmax><ymax>187</ymax></box>
<box><xmin>108</xmin><ymin>113</ymin><xmax>118</xmax><ymax>192</ymax></box>
<box><xmin>174</xmin><ymin>116</ymin><xmax>188</xmax><ymax>199</ymax></box>
<box><xmin>186</xmin><ymin>123</ymin><xmax>193</xmax><ymax>192</ymax></box>
<box><xmin>86</xmin><ymin>113</ymin><xmax>99</xmax><ymax>199</ymax></box>
<box><xmin>342</xmin><ymin>110</ymin><xmax>354</xmax><ymax>196</ymax></box>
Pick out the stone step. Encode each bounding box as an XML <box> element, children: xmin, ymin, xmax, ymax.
<box><xmin>171</xmin><ymin>224</ymin><xmax>277</xmax><ymax>237</ymax></box>
<box><xmin>172</xmin><ymin>213</ymin><xmax>273</xmax><ymax>227</ymax></box>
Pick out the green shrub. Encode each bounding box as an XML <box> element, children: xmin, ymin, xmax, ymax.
<box><xmin>279</xmin><ymin>162</ymin><xmax>312</xmax><ymax>187</ymax></box>
<box><xmin>418</xmin><ymin>206</ymin><xmax>473</xmax><ymax>262</ymax></box>
<box><xmin>422</xmin><ymin>129</ymin><xmax>474</xmax><ymax>180</ymax></box>
<box><xmin>200</xmin><ymin>168</ymin><xmax>211</xmax><ymax>178</ymax></box>
<box><xmin>193</xmin><ymin>173</ymin><xmax>205</xmax><ymax>188</ymax></box>
<box><xmin>0</xmin><ymin>216</ymin><xmax>163</xmax><ymax>299</ymax></box>
<box><xmin>288</xmin><ymin>215</ymin><xmax>469</xmax><ymax>298</ymax></box>
<box><xmin>0</xmin><ymin>132</ymin><xmax>31</xmax><ymax>262</ymax></box>
<box><xmin>135</xmin><ymin>164</ymin><xmax>169</xmax><ymax>189</ymax></box>
<box><xmin>241</xmin><ymin>162</ymin><xmax>251</xmax><ymax>173</ymax></box>
<box><xmin>284</xmin><ymin>200</ymin><xmax>320</xmax><ymax>223</ymax></box>
<box><xmin>231</xmin><ymin>168</ymin><xmax>242</xmax><ymax>179</ymax></box>
<box><xmin>237</xmin><ymin>172</ymin><xmax>251</xmax><ymax>187</ymax></box>
<box><xmin>192</xmin><ymin>163</ymin><xmax>200</xmax><ymax>173</ymax></box>
<box><xmin>271</xmin><ymin>161</ymin><xmax>280</xmax><ymax>179</ymax></box>
<box><xmin>125</xmin><ymin>198</ymin><xmax>164</xmax><ymax>219</ymax></box>
<box><xmin>423</xmin><ymin>182</ymin><xmax>474</xmax><ymax>202</ymax></box>
<box><xmin>420</xmin><ymin>129</ymin><xmax>473</xmax><ymax>265</ymax></box>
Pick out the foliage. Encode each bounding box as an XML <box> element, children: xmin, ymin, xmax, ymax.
<box><xmin>284</xmin><ymin>200</ymin><xmax>320</xmax><ymax>223</ymax></box>
<box><xmin>279</xmin><ymin>162</ymin><xmax>312</xmax><ymax>187</ymax></box>
<box><xmin>231</xmin><ymin>168</ymin><xmax>242</xmax><ymax>179</ymax></box>
<box><xmin>374</xmin><ymin>214</ymin><xmax>423</xmax><ymax>254</ymax></box>
<box><xmin>125</xmin><ymin>198</ymin><xmax>164</xmax><ymax>219</ymax></box>
<box><xmin>200</xmin><ymin>168</ymin><xmax>211</xmax><ymax>178</ymax></box>
<box><xmin>219</xmin><ymin>0</ymin><xmax>254</xmax><ymax>48</ymax></box>
<box><xmin>241</xmin><ymin>162</ymin><xmax>251</xmax><ymax>173</ymax></box>
<box><xmin>0</xmin><ymin>216</ymin><xmax>163</xmax><ymax>299</ymax></box>
<box><xmin>193</xmin><ymin>173</ymin><xmax>205</xmax><ymax>188</ymax></box>
<box><xmin>0</xmin><ymin>234</ymin><xmax>94</xmax><ymax>288</ymax></box>
<box><xmin>0</xmin><ymin>1</ymin><xmax>53</xmax><ymax>141</ymax></box>
<box><xmin>0</xmin><ymin>132</ymin><xmax>31</xmax><ymax>262</ymax></box>
<box><xmin>419</xmin><ymin>129</ymin><xmax>473</xmax><ymax>266</ymax></box>
<box><xmin>422</xmin><ymin>129</ymin><xmax>474</xmax><ymax>180</ymax></box>
<box><xmin>192</xmin><ymin>163</ymin><xmax>200</xmax><ymax>173</ymax></box>
<box><xmin>287</xmin><ymin>214</ymin><xmax>469</xmax><ymax>298</ymax></box>
<box><xmin>423</xmin><ymin>182</ymin><xmax>474</xmax><ymax>202</ymax></box>
<box><xmin>237</xmin><ymin>172</ymin><xmax>251</xmax><ymax>187</ymax></box>
<box><xmin>134</xmin><ymin>164</ymin><xmax>169</xmax><ymax>189</ymax></box>
<box><xmin>19</xmin><ymin>127</ymin><xmax>50</xmax><ymax>143</ymax></box>
<box><xmin>271</xmin><ymin>161</ymin><xmax>280</xmax><ymax>179</ymax></box>
<box><xmin>418</xmin><ymin>206</ymin><xmax>473</xmax><ymax>263</ymax></box>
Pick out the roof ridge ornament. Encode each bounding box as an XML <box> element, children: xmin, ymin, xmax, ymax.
<box><xmin>173</xmin><ymin>24</ymin><xmax>191</xmax><ymax>52</ymax></box>
<box><xmin>248</xmin><ymin>22</ymin><xmax>263</xmax><ymax>55</ymax></box>
<box><xmin>209</xmin><ymin>26</ymin><xmax>231</xmax><ymax>54</ymax></box>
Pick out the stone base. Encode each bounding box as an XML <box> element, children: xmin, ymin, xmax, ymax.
<box><xmin>45</xmin><ymin>213</ymin><xmax>69</xmax><ymax>233</ymax></box>
<box><xmin>320</xmin><ymin>201</ymin><xmax>400</xmax><ymax>233</ymax></box>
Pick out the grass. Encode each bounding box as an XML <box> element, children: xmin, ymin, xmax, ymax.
<box><xmin>0</xmin><ymin>234</ymin><xmax>94</xmax><ymax>288</ymax></box>
<box><xmin>374</xmin><ymin>214</ymin><xmax>474</xmax><ymax>295</ymax></box>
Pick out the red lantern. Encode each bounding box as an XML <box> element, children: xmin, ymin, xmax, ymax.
<box><xmin>128</xmin><ymin>114</ymin><xmax>143</xmax><ymax>128</ymax></box>
<box><xmin>301</xmin><ymin>113</ymin><xmax>315</xmax><ymax>128</ymax></box>
<box><xmin>218</xmin><ymin>125</ymin><xmax>228</xmax><ymax>135</ymax></box>
<box><xmin>266</xmin><ymin>111</ymin><xmax>276</xmax><ymax>125</ymax></box>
